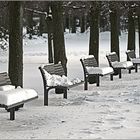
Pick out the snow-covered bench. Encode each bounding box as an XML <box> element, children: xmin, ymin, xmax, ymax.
<box><xmin>80</xmin><ymin>55</ymin><xmax>114</xmax><ymax>90</ymax></box>
<box><xmin>106</xmin><ymin>52</ymin><xmax>134</xmax><ymax>80</ymax></box>
<box><xmin>0</xmin><ymin>72</ymin><xmax>38</xmax><ymax>120</ymax></box>
<box><xmin>39</xmin><ymin>63</ymin><xmax>84</xmax><ymax>106</ymax></box>
<box><xmin>126</xmin><ymin>50</ymin><xmax>140</xmax><ymax>72</ymax></box>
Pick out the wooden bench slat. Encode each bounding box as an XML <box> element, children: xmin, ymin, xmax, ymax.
<box><xmin>126</xmin><ymin>50</ymin><xmax>139</xmax><ymax>72</ymax></box>
<box><xmin>0</xmin><ymin>72</ymin><xmax>38</xmax><ymax>120</ymax></box>
<box><xmin>83</xmin><ymin>57</ymin><xmax>98</xmax><ymax>67</ymax></box>
<box><xmin>80</xmin><ymin>55</ymin><xmax>113</xmax><ymax>90</ymax></box>
<box><xmin>106</xmin><ymin>52</ymin><xmax>134</xmax><ymax>80</ymax></box>
<box><xmin>0</xmin><ymin>72</ymin><xmax>12</xmax><ymax>86</ymax></box>
<box><xmin>126</xmin><ymin>50</ymin><xmax>136</xmax><ymax>59</ymax></box>
<box><xmin>107</xmin><ymin>53</ymin><xmax>119</xmax><ymax>63</ymax></box>
<box><xmin>39</xmin><ymin>63</ymin><xmax>83</xmax><ymax>106</ymax></box>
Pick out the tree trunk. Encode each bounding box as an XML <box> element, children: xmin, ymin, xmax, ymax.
<box><xmin>127</xmin><ymin>8</ymin><xmax>135</xmax><ymax>52</ymax></box>
<box><xmin>65</xmin><ymin>16</ymin><xmax>69</xmax><ymax>29</ymax></box>
<box><xmin>39</xmin><ymin>15</ymin><xmax>44</xmax><ymax>36</ymax></box>
<box><xmin>68</xmin><ymin>12</ymin><xmax>72</xmax><ymax>33</ymax></box>
<box><xmin>88</xmin><ymin>2</ymin><xmax>100</xmax><ymax>84</ymax></box>
<box><xmin>80</xmin><ymin>14</ymin><xmax>85</xmax><ymax>33</ymax></box>
<box><xmin>51</xmin><ymin>2</ymin><xmax>67</xmax><ymax>75</ymax></box>
<box><xmin>8</xmin><ymin>1</ymin><xmax>23</xmax><ymax>87</ymax></box>
<box><xmin>72</xmin><ymin>15</ymin><xmax>76</xmax><ymax>33</ymax></box>
<box><xmin>110</xmin><ymin>2</ymin><xmax>120</xmax><ymax>61</ymax></box>
<box><xmin>138</xmin><ymin>10</ymin><xmax>140</xmax><ymax>57</ymax></box>
<box><xmin>26</xmin><ymin>11</ymin><xmax>33</xmax><ymax>39</ymax></box>
<box><xmin>89</xmin><ymin>2</ymin><xmax>100</xmax><ymax>65</ymax></box>
<box><xmin>46</xmin><ymin>16</ymin><xmax>53</xmax><ymax>63</ymax></box>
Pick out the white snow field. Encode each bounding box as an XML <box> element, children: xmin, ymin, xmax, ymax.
<box><xmin>0</xmin><ymin>31</ymin><xmax>140</xmax><ymax>139</ymax></box>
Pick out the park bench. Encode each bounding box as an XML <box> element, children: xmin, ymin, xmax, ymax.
<box><xmin>126</xmin><ymin>50</ymin><xmax>140</xmax><ymax>72</ymax></box>
<box><xmin>39</xmin><ymin>63</ymin><xmax>84</xmax><ymax>106</ymax></box>
<box><xmin>106</xmin><ymin>52</ymin><xmax>134</xmax><ymax>80</ymax></box>
<box><xmin>80</xmin><ymin>55</ymin><xmax>114</xmax><ymax>90</ymax></box>
<box><xmin>0</xmin><ymin>72</ymin><xmax>38</xmax><ymax>120</ymax></box>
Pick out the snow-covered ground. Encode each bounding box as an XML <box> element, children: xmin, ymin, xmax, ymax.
<box><xmin>0</xmin><ymin>31</ymin><xmax>140</xmax><ymax>139</ymax></box>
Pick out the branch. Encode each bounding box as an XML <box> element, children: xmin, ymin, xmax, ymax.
<box><xmin>25</xmin><ymin>7</ymin><xmax>47</xmax><ymax>16</ymax></box>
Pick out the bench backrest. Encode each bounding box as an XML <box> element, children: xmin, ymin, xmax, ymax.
<box><xmin>106</xmin><ymin>52</ymin><xmax>119</xmax><ymax>67</ymax></box>
<box><xmin>0</xmin><ymin>72</ymin><xmax>11</xmax><ymax>86</ymax></box>
<box><xmin>126</xmin><ymin>50</ymin><xmax>136</xmax><ymax>60</ymax></box>
<box><xmin>80</xmin><ymin>55</ymin><xmax>98</xmax><ymax>74</ymax></box>
<box><xmin>43</xmin><ymin>63</ymin><xmax>65</xmax><ymax>76</ymax></box>
<box><xmin>39</xmin><ymin>63</ymin><xmax>65</xmax><ymax>87</ymax></box>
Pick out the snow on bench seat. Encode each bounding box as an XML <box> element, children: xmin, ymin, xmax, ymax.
<box><xmin>86</xmin><ymin>66</ymin><xmax>113</xmax><ymax>75</ymax></box>
<box><xmin>126</xmin><ymin>50</ymin><xmax>140</xmax><ymax>72</ymax></box>
<box><xmin>43</xmin><ymin>69</ymin><xmax>82</xmax><ymax>87</ymax></box>
<box><xmin>112</xmin><ymin>61</ymin><xmax>133</xmax><ymax>68</ymax></box>
<box><xmin>39</xmin><ymin>63</ymin><xmax>84</xmax><ymax>106</ymax></box>
<box><xmin>131</xmin><ymin>58</ymin><xmax>140</xmax><ymax>64</ymax></box>
<box><xmin>80</xmin><ymin>55</ymin><xmax>113</xmax><ymax>89</ymax></box>
<box><xmin>0</xmin><ymin>85</ymin><xmax>15</xmax><ymax>91</ymax></box>
<box><xmin>0</xmin><ymin>88</ymin><xmax>38</xmax><ymax>106</ymax></box>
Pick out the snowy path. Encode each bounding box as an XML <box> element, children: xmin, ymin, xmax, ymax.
<box><xmin>0</xmin><ymin>32</ymin><xmax>140</xmax><ymax>139</ymax></box>
<box><xmin>1</xmin><ymin>69</ymin><xmax>140</xmax><ymax>139</ymax></box>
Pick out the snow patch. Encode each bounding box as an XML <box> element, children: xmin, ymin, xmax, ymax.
<box><xmin>86</xmin><ymin>66</ymin><xmax>113</xmax><ymax>75</ymax></box>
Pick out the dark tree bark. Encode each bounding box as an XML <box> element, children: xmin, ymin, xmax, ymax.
<box><xmin>46</xmin><ymin>16</ymin><xmax>53</xmax><ymax>63</ymax></box>
<box><xmin>8</xmin><ymin>1</ymin><xmax>23</xmax><ymax>87</ymax></box>
<box><xmin>46</xmin><ymin>4</ymin><xmax>53</xmax><ymax>63</ymax></box>
<box><xmin>68</xmin><ymin>12</ymin><xmax>72</xmax><ymax>33</ymax></box>
<box><xmin>72</xmin><ymin>15</ymin><xmax>76</xmax><ymax>33</ymax></box>
<box><xmin>80</xmin><ymin>14</ymin><xmax>85</xmax><ymax>33</ymax></box>
<box><xmin>51</xmin><ymin>2</ymin><xmax>67</xmax><ymax>75</ymax></box>
<box><xmin>65</xmin><ymin>16</ymin><xmax>69</xmax><ymax>29</ymax></box>
<box><xmin>39</xmin><ymin>15</ymin><xmax>44</xmax><ymax>36</ymax></box>
<box><xmin>138</xmin><ymin>9</ymin><xmax>140</xmax><ymax>57</ymax></box>
<box><xmin>110</xmin><ymin>2</ymin><xmax>120</xmax><ymax>61</ymax></box>
<box><xmin>26</xmin><ymin>11</ymin><xmax>33</xmax><ymax>39</ymax></box>
<box><xmin>89</xmin><ymin>2</ymin><xmax>100</xmax><ymax>65</ymax></box>
<box><xmin>127</xmin><ymin>7</ymin><xmax>135</xmax><ymax>52</ymax></box>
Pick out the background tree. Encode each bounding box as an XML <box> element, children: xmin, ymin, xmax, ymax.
<box><xmin>110</xmin><ymin>1</ymin><xmax>120</xmax><ymax>60</ymax></box>
<box><xmin>89</xmin><ymin>1</ymin><xmax>100</xmax><ymax>64</ymax></box>
<box><xmin>127</xmin><ymin>3</ymin><xmax>136</xmax><ymax>52</ymax></box>
<box><xmin>51</xmin><ymin>1</ymin><xmax>67</xmax><ymax>75</ymax></box>
<box><xmin>88</xmin><ymin>2</ymin><xmax>100</xmax><ymax>84</ymax></box>
<box><xmin>8</xmin><ymin>1</ymin><xmax>23</xmax><ymax>87</ymax></box>
<box><xmin>46</xmin><ymin>13</ymin><xmax>54</xmax><ymax>63</ymax></box>
<box><xmin>138</xmin><ymin>5</ymin><xmax>140</xmax><ymax>57</ymax></box>
<box><xmin>71</xmin><ymin>14</ymin><xmax>76</xmax><ymax>33</ymax></box>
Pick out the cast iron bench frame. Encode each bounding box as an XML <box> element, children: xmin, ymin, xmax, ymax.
<box><xmin>39</xmin><ymin>63</ymin><xmax>84</xmax><ymax>106</ymax></box>
<box><xmin>106</xmin><ymin>52</ymin><xmax>134</xmax><ymax>80</ymax></box>
<box><xmin>0</xmin><ymin>72</ymin><xmax>38</xmax><ymax>120</ymax></box>
<box><xmin>80</xmin><ymin>55</ymin><xmax>113</xmax><ymax>90</ymax></box>
<box><xmin>126</xmin><ymin>50</ymin><xmax>140</xmax><ymax>72</ymax></box>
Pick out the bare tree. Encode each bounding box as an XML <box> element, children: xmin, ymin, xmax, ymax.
<box><xmin>88</xmin><ymin>2</ymin><xmax>100</xmax><ymax>84</ymax></box>
<box><xmin>110</xmin><ymin>2</ymin><xmax>120</xmax><ymax>60</ymax></box>
<box><xmin>8</xmin><ymin>1</ymin><xmax>23</xmax><ymax>87</ymax></box>
<box><xmin>89</xmin><ymin>1</ymin><xmax>100</xmax><ymax>64</ymax></box>
<box><xmin>138</xmin><ymin>6</ymin><xmax>140</xmax><ymax>57</ymax></box>
<box><xmin>127</xmin><ymin>3</ymin><xmax>136</xmax><ymax>52</ymax></box>
<box><xmin>51</xmin><ymin>1</ymin><xmax>67</xmax><ymax>75</ymax></box>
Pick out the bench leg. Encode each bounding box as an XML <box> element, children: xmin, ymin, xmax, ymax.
<box><xmin>129</xmin><ymin>69</ymin><xmax>131</xmax><ymax>74</ymax></box>
<box><xmin>44</xmin><ymin>89</ymin><xmax>49</xmax><ymax>106</ymax></box>
<box><xmin>84</xmin><ymin>77</ymin><xmax>88</xmax><ymax>90</ymax></box>
<box><xmin>119</xmin><ymin>69</ymin><xmax>121</xmax><ymax>79</ymax></box>
<box><xmin>63</xmin><ymin>89</ymin><xmax>67</xmax><ymax>99</ymax></box>
<box><xmin>110</xmin><ymin>74</ymin><xmax>113</xmax><ymax>81</ymax></box>
<box><xmin>96</xmin><ymin>75</ymin><xmax>100</xmax><ymax>87</ymax></box>
<box><xmin>10</xmin><ymin>108</ymin><xmax>15</xmax><ymax>120</ymax></box>
<box><xmin>135</xmin><ymin>64</ymin><xmax>138</xmax><ymax>73</ymax></box>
